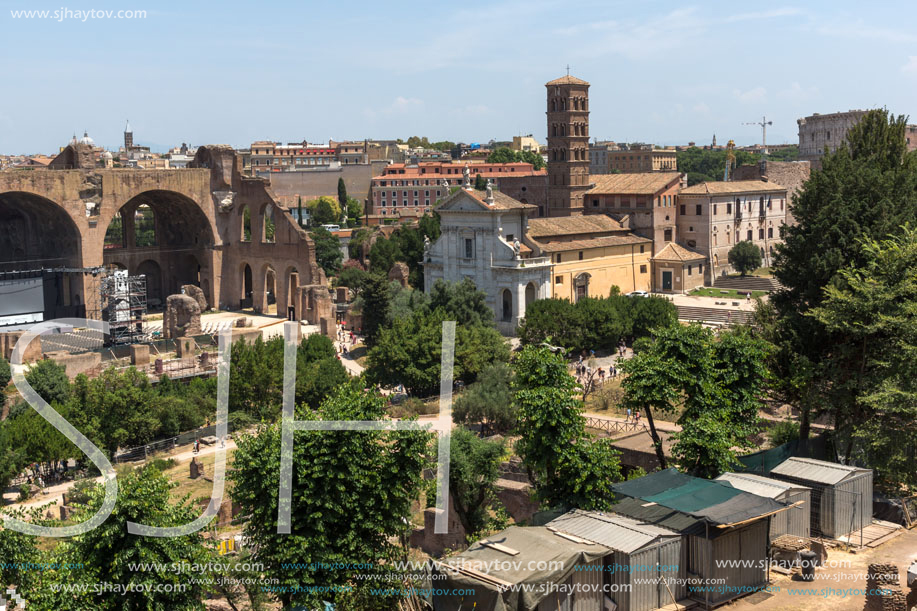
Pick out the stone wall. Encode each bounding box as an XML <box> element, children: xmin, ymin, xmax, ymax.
<box><xmin>864</xmin><ymin>563</ymin><xmax>906</xmax><ymax>611</ymax></box>
<box><xmin>0</xmin><ymin>331</ymin><xmax>42</xmax><ymax>363</ymax></box>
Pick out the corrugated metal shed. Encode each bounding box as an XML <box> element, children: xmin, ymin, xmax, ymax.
<box><xmin>716</xmin><ymin>472</ymin><xmax>808</xmax><ymax>499</ymax></box>
<box><xmin>547</xmin><ymin>509</ymin><xmax>679</xmax><ymax>553</ymax></box>
<box><xmin>547</xmin><ymin>510</ymin><xmax>686</xmax><ymax>611</ymax></box>
<box><xmin>716</xmin><ymin>472</ymin><xmax>811</xmax><ymax>540</ymax></box>
<box><xmin>770</xmin><ymin>457</ymin><xmax>872</xmax><ymax>539</ymax></box>
<box><xmin>770</xmin><ymin>457</ymin><xmax>869</xmax><ymax>485</ymax></box>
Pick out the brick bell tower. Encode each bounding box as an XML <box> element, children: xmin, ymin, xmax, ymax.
<box><xmin>545</xmin><ymin>74</ymin><xmax>591</xmax><ymax>216</ymax></box>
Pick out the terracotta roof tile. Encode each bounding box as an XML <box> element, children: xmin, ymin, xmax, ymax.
<box><xmin>679</xmin><ymin>180</ymin><xmax>786</xmax><ymax>195</ymax></box>
<box><xmin>545</xmin><ymin>75</ymin><xmax>590</xmax><ymax>86</ymax></box>
<box><xmin>531</xmin><ymin>234</ymin><xmax>650</xmax><ymax>252</ymax></box>
<box><xmin>587</xmin><ymin>172</ymin><xmax>682</xmax><ymax>195</ymax></box>
<box><xmin>527</xmin><ymin>215</ymin><xmax>625</xmax><ymax>238</ymax></box>
<box><xmin>652</xmin><ymin>242</ymin><xmax>706</xmax><ymax>262</ymax></box>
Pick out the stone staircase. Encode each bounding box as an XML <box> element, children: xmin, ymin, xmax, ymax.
<box><xmin>713</xmin><ymin>275</ymin><xmax>782</xmax><ymax>292</ymax></box>
<box><xmin>676</xmin><ymin>305</ymin><xmax>754</xmax><ymax>326</ymax></box>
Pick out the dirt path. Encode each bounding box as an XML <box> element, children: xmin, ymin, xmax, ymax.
<box><xmin>732</xmin><ymin>528</ymin><xmax>917</xmax><ymax>611</ymax></box>
<box><xmin>2</xmin><ymin>438</ymin><xmax>239</xmax><ymax>513</ymax></box>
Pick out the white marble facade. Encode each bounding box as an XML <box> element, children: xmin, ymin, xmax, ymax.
<box><xmin>423</xmin><ymin>187</ymin><xmax>551</xmax><ymax>335</ymax></box>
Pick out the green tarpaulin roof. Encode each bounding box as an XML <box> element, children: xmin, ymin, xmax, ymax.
<box><xmin>612</xmin><ymin>468</ymin><xmax>693</xmax><ymax>498</ymax></box>
<box><xmin>610</xmin><ymin>469</ymin><xmax>786</xmax><ymax>533</ymax></box>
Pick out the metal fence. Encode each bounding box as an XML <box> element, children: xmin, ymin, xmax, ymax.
<box><xmin>113</xmin><ymin>423</ymin><xmax>238</xmax><ymax>463</ymax></box>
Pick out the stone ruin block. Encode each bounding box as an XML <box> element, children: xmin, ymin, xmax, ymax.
<box><xmin>300</xmin><ymin>284</ymin><xmax>332</xmax><ymax>325</ymax></box>
<box><xmin>181</xmin><ymin>284</ymin><xmax>208</xmax><ymax>312</ymax></box>
<box><xmin>388</xmin><ymin>261</ymin><xmax>410</xmax><ymax>288</ymax></box>
<box><xmin>130</xmin><ymin>344</ymin><xmax>150</xmax><ymax>366</ymax></box>
<box><xmin>320</xmin><ymin>316</ymin><xmax>336</xmax><ymax>339</ymax></box>
<box><xmin>176</xmin><ymin>337</ymin><xmax>196</xmax><ymax>358</ymax></box>
<box><xmin>163</xmin><ymin>294</ymin><xmax>202</xmax><ymax>339</ymax></box>
<box><xmin>190</xmin><ymin>457</ymin><xmax>203</xmax><ymax>480</ymax></box>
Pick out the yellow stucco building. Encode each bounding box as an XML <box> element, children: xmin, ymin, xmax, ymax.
<box><xmin>524</xmin><ymin>215</ymin><xmax>653</xmax><ymax>300</ymax></box>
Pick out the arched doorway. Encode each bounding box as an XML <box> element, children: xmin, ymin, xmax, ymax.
<box><xmin>136</xmin><ymin>260</ymin><xmax>163</xmax><ymax>307</ymax></box>
<box><xmin>265</xmin><ymin>267</ymin><xmax>276</xmax><ymax>310</ymax></box>
<box><xmin>262</xmin><ymin>203</ymin><xmax>275</xmax><ymax>243</ymax></box>
<box><xmin>574</xmin><ymin>273</ymin><xmax>590</xmax><ymax>302</ymax></box>
<box><xmin>525</xmin><ymin>283</ymin><xmax>536</xmax><ymax>308</ymax></box>
<box><xmin>286</xmin><ymin>266</ymin><xmax>299</xmax><ymax>320</ymax></box>
<box><xmin>241</xmin><ymin>263</ymin><xmax>253</xmax><ymax>308</ymax></box>
<box><xmin>0</xmin><ymin>191</ymin><xmax>82</xmax><ymax>272</ymax></box>
<box><xmin>101</xmin><ymin>190</ymin><xmax>215</xmax><ymax>308</ymax></box>
<box><xmin>501</xmin><ymin>289</ymin><xmax>512</xmax><ymax>322</ymax></box>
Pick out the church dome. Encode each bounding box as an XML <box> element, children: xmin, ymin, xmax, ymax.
<box><xmin>79</xmin><ymin>131</ymin><xmax>95</xmax><ymax>146</ymax></box>
<box><xmin>101</xmin><ymin>150</ymin><xmax>113</xmax><ymax>160</ymax></box>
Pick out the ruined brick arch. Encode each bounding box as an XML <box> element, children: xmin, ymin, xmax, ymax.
<box><xmin>239</xmin><ymin>262</ymin><xmax>254</xmax><ymax>306</ymax></box>
<box><xmin>259</xmin><ymin>201</ymin><xmax>276</xmax><ymax>244</ymax></box>
<box><xmin>283</xmin><ymin>265</ymin><xmax>300</xmax><ymax>320</ymax></box>
<box><xmin>0</xmin><ymin>190</ymin><xmax>83</xmax><ymax>273</ymax></box>
<box><xmin>239</xmin><ymin>203</ymin><xmax>253</xmax><ymax>243</ymax></box>
<box><xmin>100</xmin><ymin>189</ymin><xmax>216</xmax><ymax>308</ymax></box>
<box><xmin>260</xmin><ymin>262</ymin><xmax>277</xmax><ymax>310</ymax></box>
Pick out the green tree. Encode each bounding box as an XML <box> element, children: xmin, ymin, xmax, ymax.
<box><xmin>25</xmin><ymin>358</ymin><xmax>70</xmax><ymax>406</ymax></box>
<box><xmin>424</xmin><ymin>278</ymin><xmax>494</xmax><ymax>327</ymax></box>
<box><xmin>770</xmin><ymin>109</ymin><xmax>917</xmax><ymax>447</ymax></box>
<box><xmin>309</xmin><ymin>226</ymin><xmax>343</xmax><ymax>276</ymax></box>
<box><xmin>296</xmin><ymin>195</ymin><xmax>304</xmax><ymax>228</ymax></box>
<box><xmin>345</xmin><ymin>196</ymin><xmax>363</xmax><ymax>226</ymax></box>
<box><xmin>47</xmin><ymin>465</ymin><xmax>209</xmax><ymax>610</ymax></box>
<box><xmin>229</xmin><ymin>385</ymin><xmax>428</xmax><ymax>609</ymax></box>
<box><xmin>368</xmin><ymin>235</ymin><xmax>401</xmax><ymax>275</ymax></box>
<box><xmin>728</xmin><ymin>240</ymin><xmax>762</xmax><ymax>275</ymax></box>
<box><xmin>337</xmin><ymin>176</ymin><xmax>348</xmax><ymax>208</ymax></box>
<box><xmin>486</xmin><ymin>147</ymin><xmax>517</xmax><ymax>164</ymax></box>
<box><xmin>360</xmin><ymin>274</ymin><xmax>392</xmax><ymax>347</ymax></box>
<box><xmin>807</xmin><ymin>229</ymin><xmax>917</xmax><ymax>491</ymax></box>
<box><xmin>306</xmin><ymin>195</ymin><xmax>342</xmax><ymax>225</ymax></box>
<box><xmin>366</xmin><ymin>309</ymin><xmax>509</xmax><ymax>396</ymax></box>
<box><xmin>335</xmin><ymin>265</ymin><xmax>370</xmax><ymax>296</ymax></box>
<box><xmin>453</xmin><ymin>361</ymin><xmax>515</xmax><ymax>435</ymax></box>
<box><xmin>622</xmin><ymin>324</ymin><xmax>770</xmax><ymax>477</ymax></box>
<box><xmin>446</xmin><ymin>427</ymin><xmax>507</xmax><ymax>537</ymax></box>
<box><xmin>474</xmin><ymin>173</ymin><xmax>487</xmax><ymax>190</ymax></box>
<box><xmin>512</xmin><ymin>346</ymin><xmax>621</xmax><ymax>509</ymax></box>
<box><xmin>517</xmin><ymin>149</ymin><xmax>546</xmax><ymax>170</ymax></box>
<box><xmin>348</xmin><ymin>227</ymin><xmax>372</xmax><ymax>260</ymax></box>
<box><xmin>0</xmin><ymin>355</ymin><xmax>12</xmax><ymax>391</ymax></box>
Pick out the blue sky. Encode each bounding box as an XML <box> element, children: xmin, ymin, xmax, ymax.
<box><xmin>2</xmin><ymin>0</ymin><xmax>916</xmax><ymax>154</ymax></box>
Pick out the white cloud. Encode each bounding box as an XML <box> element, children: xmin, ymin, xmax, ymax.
<box><xmin>390</xmin><ymin>96</ymin><xmax>423</xmax><ymax>112</ymax></box>
<box><xmin>777</xmin><ymin>82</ymin><xmax>818</xmax><ymax>102</ymax></box>
<box><xmin>722</xmin><ymin>7</ymin><xmax>802</xmax><ymax>23</ymax></box>
<box><xmin>733</xmin><ymin>86</ymin><xmax>767</xmax><ymax>103</ymax></box>
<box><xmin>815</xmin><ymin>20</ymin><xmax>916</xmax><ymax>44</ymax></box>
<box><xmin>363</xmin><ymin>96</ymin><xmax>424</xmax><ymax>119</ymax></box>
<box><xmin>560</xmin><ymin>8</ymin><xmax>705</xmax><ymax>61</ymax></box>
<box><xmin>692</xmin><ymin>102</ymin><xmax>711</xmax><ymax>114</ymax></box>
<box><xmin>902</xmin><ymin>56</ymin><xmax>917</xmax><ymax>74</ymax></box>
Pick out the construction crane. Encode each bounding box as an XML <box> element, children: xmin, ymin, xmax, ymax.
<box><xmin>724</xmin><ymin>140</ymin><xmax>736</xmax><ymax>181</ymax></box>
<box><xmin>743</xmin><ymin>116</ymin><xmax>773</xmax><ymax>155</ymax></box>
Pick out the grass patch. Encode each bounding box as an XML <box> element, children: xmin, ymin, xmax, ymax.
<box><xmin>159</xmin><ymin>450</ymin><xmax>236</xmax><ymax>506</ymax></box>
<box><xmin>690</xmin><ymin>287</ymin><xmax>768</xmax><ymax>299</ymax></box>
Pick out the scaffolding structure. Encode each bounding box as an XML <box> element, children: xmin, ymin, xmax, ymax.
<box><xmin>100</xmin><ymin>271</ymin><xmax>147</xmax><ymax>345</ymax></box>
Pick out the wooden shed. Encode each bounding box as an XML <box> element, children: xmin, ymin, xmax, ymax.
<box><xmin>769</xmin><ymin>457</ymin><xmax>872</xmax><ymax>539</ymax></box>
<box><xmin>715</xmin><ymin>472</ymin><xmax>811</xmax><ymax>540</ymax></box>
